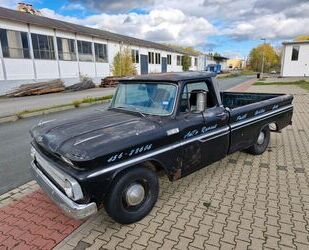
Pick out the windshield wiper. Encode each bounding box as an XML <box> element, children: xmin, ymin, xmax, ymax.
<box><xmin>112</xmin><ymin>106</ymin><xmax>146</xmax><ymax>118</ymax></box>
<box><xmin>111</xmin><ymin>105</ymin><xmax>163</xmax><ymax>127</ymax></box>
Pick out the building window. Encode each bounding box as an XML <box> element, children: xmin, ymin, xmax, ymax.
<box><xmin>31</xmin><ymin>33</ymin><xmax>55</xmax><ymax>60</ymax></box>
<box><xmin>291</xmin><ymin>46</ymin><xmax>299</xmax><ymax>61</ymax></box>
<box><xmin>0</xmin><ymin>29</ymin><xmax>30</xmax><ymax>59</ymax></box>
<box><xmin>94</xmin><ymin>43</ymin><xmax>108</xmax><ymax>62</ymax></box>
<box><xmin>148</xmin><ymin>52</ymin><xmax>154</xmax><ymax>64</ymax></box>
<box><xmin>167</xmin><ymin>54</ymin><xmax>172</xmax><ymax>65</ymax></box>
<box><xmin>77</xmin><ymin>40</ymin><xmax>93</xmax><ymax>62</ymax></box>
<box><xmin>131</xmin><ymin>49</ymin><xmax>139</xmax><ymax>63</ymax></box>
<box><xmin>155</xmin><ymin>53</ymin><xmax>161</xmax><ymax>64</ymax></box>
<box><xmin>177</xmin><ymin>55</ymin><xmax>182</xmax><ymax>66</ymax></box>
<box><xmin>57</xmin><ymin>37</ymin><xmax>76</xmax><ymax>61</ymax></box>
<box><xmin>194</xmin><ymin>57</ymin><xmax>198</xmax><ymax>66</ymax></box>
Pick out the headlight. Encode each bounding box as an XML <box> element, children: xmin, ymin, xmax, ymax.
<box><xmin>64</xmin><ymin>180</ymin><xmax>74</xmax><ymax>199</ymax></box>
<box><xmin>30</xmin><ymin>146</ymin><xmax>36</xmax><ymax>159</ymax></box>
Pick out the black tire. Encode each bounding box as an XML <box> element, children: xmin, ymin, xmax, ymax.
<box><xmin>104</xmin><ymin>166</ymin><xmax>159</xmax><ymax>224</ymax></box>
<box><xmin>246</xmin><ymin>125</ymin><xmax>270</xmax><ymax>155</ymax></box>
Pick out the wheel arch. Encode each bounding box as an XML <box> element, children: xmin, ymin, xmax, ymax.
<box><xmin>110</xmin><ymin>158</ymin><xmax>172</xmax><ymax>181</ymax></box>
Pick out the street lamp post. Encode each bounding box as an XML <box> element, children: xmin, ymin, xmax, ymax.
<box><xmin>261</xmin><ymin>38</ymin><xmax>266</xmax><ymax>78</ymax></box>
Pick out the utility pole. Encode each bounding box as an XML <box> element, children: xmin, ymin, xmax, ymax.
<box><xmin>261</xmin><ymin>38</ymin><xmax>266</xmax><ymax>78</ymax></box>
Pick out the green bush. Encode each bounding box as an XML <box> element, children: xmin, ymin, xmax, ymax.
<box><xmin>112</xmin><ymin>48</ymin><xmax>137</xmax><ymax>76</ymax></box>
<box><xmin>182</xmin><ymin>55</ymin><xmax>191</xmax><ymax>71</ymax></box>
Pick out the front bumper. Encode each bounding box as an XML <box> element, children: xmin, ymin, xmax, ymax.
<box><xmin>31</xmin><ymin>161</ymin><xmax>97</xmax><ymax>220</ymax></box>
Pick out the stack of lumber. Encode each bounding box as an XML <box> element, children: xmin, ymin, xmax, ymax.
<box><xmin>100</xmin><ymin>76</ymin><xmax>121</xmax><ymax>88</ymax></box>
<box><xmin>7</xmin><ymin>79</ymin><xmax>65</xmax><ymax>97</ymax></box>
<box><xmin>66</xmin><ymin>77</ymin><xmax>95</xmax><ymax>91</ymax></box>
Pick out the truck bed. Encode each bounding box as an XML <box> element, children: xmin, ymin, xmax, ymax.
<box><xmin>221</xmin><ymin>92</ymin><xmax>282</xmax><ymax>109</ymax></box>
<box><xmin>220</xmin><ymin>91</ymin><xmax>293</xmax><ymax>154</ymax></box>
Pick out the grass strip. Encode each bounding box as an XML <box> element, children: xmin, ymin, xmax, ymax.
<box><xmin>240</xmin><ymin>70</ymin><xmax>256</xmax><ymax>76</ymax></box>
<box><xmin>254</xmin><ymin>80</ymin><xmax>309</xmax><ymax>91</ymax></box>
<box><xmin>217</xmin><ymin>73</ymin><xmax>241</xmax><ymax>79</ymax></box>
<box><xmin>17</xmin><ymin>94</ymin><xmax>113</xmax><ymax>116</ymax></box>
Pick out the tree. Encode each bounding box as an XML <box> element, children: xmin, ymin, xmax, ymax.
<box><xmin>182</xmin><ymin>55</ymin><xmax>191</xmax><ymax>71</ymax></box>
<box><xmin>181</xmin><ymin>47</ymin><xmax>200</xmax><ymax>71</ymax></box>
<box><xmin>112</xmin><ymin>47</ymin><xmax>137</xmax><ymax>76</ymax></box>
<box><xmin>248</xmin><ymin>44</ymin><xmax>280</xmax><ymax>73</ymax></box>
<box><xmin>294</xmin><ymin>35</ymin><xmax>309</xmax><ymax>41</ymax></box>
<box><xmin>164</xmin><ymin>45</ymin><xmax>201</xmax><ymax>71</ymax></box>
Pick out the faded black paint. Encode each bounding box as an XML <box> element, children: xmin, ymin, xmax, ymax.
<box><xmin>30</xmin><ymin>72</ymin><xmax>293</xmax><ymax>205</ymax></box>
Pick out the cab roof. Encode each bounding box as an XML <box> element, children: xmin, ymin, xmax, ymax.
<box><xmin>119</xmin><ymin>71</ymin><xmax>217</xmax><ymax>83</ymax></box>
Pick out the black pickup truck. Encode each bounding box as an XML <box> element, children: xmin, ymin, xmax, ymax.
<box><xmin>30</xmin><ymin>72</ymin><xmax>293</xmax><ymax>224</ymax></box>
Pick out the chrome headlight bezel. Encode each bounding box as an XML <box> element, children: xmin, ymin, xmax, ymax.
<box><xmin>30</xmin><ymin>146</ymin><xmax>36</xmax><ymax>160</ymax></box>
<box><xmin>64</xmin><ymin>179</ymin><xmax>74</xmax><ymax>199</ymax></box>
<box><xmin>31</xmin><ymin>146</ymin><xmax>84</xmax><ymax>201</ymax></box>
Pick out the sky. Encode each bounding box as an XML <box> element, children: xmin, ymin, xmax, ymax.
<box><xmin>1</xmin><ymin>0</ymin><xmax>309</xmax><ymax>58</ymax></box>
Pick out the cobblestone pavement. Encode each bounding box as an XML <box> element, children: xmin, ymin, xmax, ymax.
<box><xmin>1</xmin><ymin>84</ymin><xmax>309</xmax><ymax>250</ymax></box>
<box><xmin>55</xmin><ymin>85</ymin><xmax>309</xmax><ymax>249</ymax></box>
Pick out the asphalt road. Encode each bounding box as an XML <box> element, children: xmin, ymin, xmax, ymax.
<box><xmin>217</xmin><ymin>75</ymin><xmax>254</xmax><ymax>91</ymax></box>
<box><xmin>0</xmin><ymin>75</ymin><xmax>254</xmax><ymax>195</ymax></box>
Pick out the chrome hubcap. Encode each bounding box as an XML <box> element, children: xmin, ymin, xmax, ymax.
<box><xmin>125</xmin><ymin>183</ymin><xmax>145</xmax><ymax>206</ymax></box>
<box><xmin>257</xmin><ymin>131</ymin><xmax>265</xmax><ymax>145</ymax></box>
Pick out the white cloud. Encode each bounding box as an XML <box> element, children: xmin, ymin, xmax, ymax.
<box><xmin>41</xmin><ymin>7</ymin><xmax>216</xmax><ymax>47</ymax></box>
<box><xmin>225</xmin><ymin>13</ymin><xmax>309</xmax><ymax>40</ymax></box>
<box><xmin>17</xmin><ymin>0</ymin><xmax>309</xmax><ymax>54</ymax></box>
<box><xmin>60</xmin><ymin>3</ymin><xmax>85</xmax><ymax>11</ymax></box>
<box><xmin>49</xmin><ymin>1</ymin><xmax>309</xmax><ymax>44</ymax></box>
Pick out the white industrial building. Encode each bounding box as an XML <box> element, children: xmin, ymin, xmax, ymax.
<box><xmin>0</xmin><ymin>7</ymin><xmax>198</xmax><ymax>95</ymax></box>
<box><xmin>281</xmin><ymin>41</ymin><xmax>309</xmax><ymax>77</ymax></box>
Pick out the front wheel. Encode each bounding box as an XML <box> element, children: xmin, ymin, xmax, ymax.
<box><xmin>246</xmin><ymin>125</ymin><xmax>270</xmax><ymax>155</ymax></box>
<box><xmin>104</xmin><ymin>166</ymin><xmax>159</xmax><ymax>224</ymax></box>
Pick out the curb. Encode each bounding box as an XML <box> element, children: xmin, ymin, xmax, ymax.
<box><xmin>0</xmin><ymin>180</ymin><xmax>39</xmax><ymax>208</ymax></box>
<box><xmin>0</xmin><ymin>115</ymin><xmax>18</xmax><ymax>124</ymax></box>
<box><xmin>0</xmin><ymin>99</ymin><xmax>111</xmax><ymax>125</ymax></box>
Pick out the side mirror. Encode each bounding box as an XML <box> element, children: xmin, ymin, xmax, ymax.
<box><xmin>196</xmin><ymin>91</ymin><xmax>206</xmax><ymax>112</ymax></box>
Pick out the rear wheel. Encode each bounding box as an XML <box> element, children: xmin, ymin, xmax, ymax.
<box><xmin>246</xmin><ymin>125</ymin><xmax>270</xmax><ymax>155</ymax></box>
<box><xmin>104</xmin><ymin>166</ymin><xmax>159</xmax><ymax>224</ymax></box>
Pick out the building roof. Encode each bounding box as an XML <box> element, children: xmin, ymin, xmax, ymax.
<box><xmin>282</xmin><ymin>40</ymin><xmax>309</xmax><ymax>45</ymax></box>
<box><xmin>0</xmin><ymin>6</ymin><xmax>186</xmax><ymax>54</ymax></box>
<box><xmin>120</xmin><ymin>71</ymin><xmax>216</xmax><ymax>82</ymax></box>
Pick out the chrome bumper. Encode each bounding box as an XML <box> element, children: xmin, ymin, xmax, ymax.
<box><xmin>31</xmin><ymin>161</ymin><xmax>97</xmax><ymax>220</ymax></box>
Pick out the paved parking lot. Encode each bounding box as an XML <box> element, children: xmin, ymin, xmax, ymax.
<box><xmin>1</xmin><ymin>83</ymin><xmax>309</xmax><ymax>249</ymax></box>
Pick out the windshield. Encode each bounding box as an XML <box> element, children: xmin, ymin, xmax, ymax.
<box><xmin>111</xmin><ymin>82</ymin><xmax>177</xmax><ymax>116</ymax></box>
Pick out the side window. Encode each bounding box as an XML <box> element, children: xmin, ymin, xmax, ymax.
<box><xmin>179</xmin><ymin>82</ymin><xmax>214</xmax><ymax>113</ymax></box>
<box><xmin>31</xmin><ymin>33</ymin><xmax>55</xmax><ymax>60</ymax></box>
<box><xmin>0</xmin><ymin>29</ymin><xmax>30</xmax><ymax>59</ymax></box>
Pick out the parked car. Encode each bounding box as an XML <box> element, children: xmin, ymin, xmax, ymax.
<box><xmin>30</xmin><ymin>72</ymin><xmax>293</xmax><ymax>224</ymax></box>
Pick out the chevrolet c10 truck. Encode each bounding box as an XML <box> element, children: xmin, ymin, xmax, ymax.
<box><xmin>30</xmin><ymin>72</ymin><xmax>293</xmax><ymax>224</ymax></box>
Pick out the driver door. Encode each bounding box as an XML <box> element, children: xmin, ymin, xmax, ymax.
<box><xmin>177</xmin><ymin>82</ymin><xmax>207</xmax><ymax>176</ymax></box>
<box><xmin>178</xmin><ymin>81</ymin><xmax>229</xmax><ymax>177</ymax></box>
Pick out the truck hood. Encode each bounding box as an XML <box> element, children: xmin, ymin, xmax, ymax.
<box><xmin>31</xmin><ymin>109</ymin><xmax>160</xmax><ymax>162</ymax></box>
